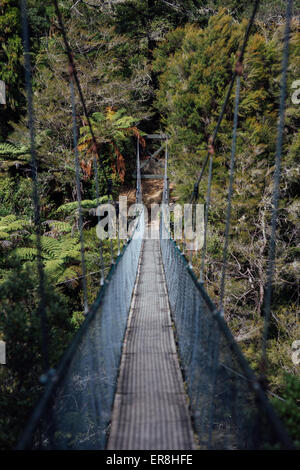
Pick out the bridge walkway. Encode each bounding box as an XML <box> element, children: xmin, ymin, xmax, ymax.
<box><xmin>107</xmin><ymin>232</ymin><xmax>195</xmax><ymax>450</ymax></box>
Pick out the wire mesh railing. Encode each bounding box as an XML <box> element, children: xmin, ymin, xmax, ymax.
<box><xmin>16</xmin><ymin>210</ymin><xmax>144</xmax><ymax>450</ymax></box>
<box><xmin>159</xmin><ymin>218</ymin><xmax>293</xmax><ymax>450</ymax></box>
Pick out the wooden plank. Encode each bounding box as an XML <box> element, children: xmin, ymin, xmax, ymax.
<box><xmin>107</xmin><ymin>236</ymin><xmax>195</xmax><ymax>450</ymax></box>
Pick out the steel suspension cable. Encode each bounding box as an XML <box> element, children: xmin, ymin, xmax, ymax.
<box><xmin>70</xmin><ymin>79</ymin><xmax>89</xmax><ymax>314</ymax></box>
<box><xmin>20</xmin><ymin>0</ymin><xmax>48</xmax><ymax>372</ymax></box>
<box><xmin>190</xmin><ymin>0</ymin><xmax>260</xmax><ymax>203</ymax></box>
<box><xmin>262</xmin><ymin>0</ymin><xmax>293</xmax><ymax>366</ymax></box>
<box><xmin>53</xmin><ymin>0</ymin><xmax>119</xmax><ymax>272</ymax></box>
<box><xmin>52</xmin><ymin>0</ymin><xmax>111</xmax><ymax>194</ymax></box>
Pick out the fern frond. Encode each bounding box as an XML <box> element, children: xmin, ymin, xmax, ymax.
<box><xmin>1</xmin><ymin>220</ymin><xmax>30</xmax><ymax>232</ymax></box>
<box><xmin>60</xmin><ymin>243</ymin><xmax>81</xmax><ymax>255</ymax></box>
<box><xmin>114</xmin><ymin>116</ymin><xmax>136</xmax><ymax>129</ymax></box>
<box><xmin>0</xmin><ymin>142</ymin><xmax>30</xmax><ymax>160</ymax></box>
<box><xmin>0</xmin><ymin>215</ymin><xmax>18</xmax><ymax>225</ymax></box>
<box><xmin>91</xmin><ymin>112</ymin><xmax>106</xmax><ymax>122</ymax></box>
<box><xmin>0</xmin><ymin>231</ymin><xmax>10</xmax><ymax>240</ymax></box>
<box><xmin>40</xmin><ymin>236</ymin><xmax>61</xmax><ymax>257</ymax></box>
<box><xmin>56</xmin><ymin>199</ymin><xmax>103</xmax><ymax>215</ymax></box>
<box><xmin>57</xmin><ymin>266</ymin><xmax>82</xmax><ymax>287</ymax></box>
<box><xmin>44</xmin><ymin>258</ymin><xmax>65</xmax><ymax>276</ymax></box>
<box><xmin>45</xmin><ymin>220</ymin><xmax>72</xmax><ymax>234</ymax></box>
<box><xmin>62</xmin><ymin>249</ymin><xmax>81</xmax><ymax>261</ymax></box>
<box><xmin>14</xmin><ymin>247</ymin><xmax>38</xmax><ymax>260</ymax></box>
<box><xmin>0</xmin><ymin>216</ymin><xmax>30</xmax><ymax>234</ymax></box>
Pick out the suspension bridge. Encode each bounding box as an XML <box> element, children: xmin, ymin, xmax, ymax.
<box><xmin>14</xmin><ymin>0</ymin><xmax>295</xmax><ymax>450</ymax></box>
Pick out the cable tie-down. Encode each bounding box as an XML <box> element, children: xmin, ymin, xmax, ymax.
<box><xmin>39</xmin><ymin>368</ymin><xmax>58</xmax><ymax>385</ymax></box>
<box><xmin>235</xmin><ymin>60</ymin><xmax>243</xmax><ymax>77</ymax></box>
<box><xmin>208</xmin><ymin>136</ymin><xmax>215</xmax><ymax>156</ymax></box>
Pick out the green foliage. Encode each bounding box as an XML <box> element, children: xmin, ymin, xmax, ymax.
<box><xmin>0</xmin><ymin>0</ymin><xmax>24</xmax><ymax>140</ymax></box>
<box><xmin>0</xmin><ymin>214</ymin><xmax>31</xmax><ymax>250</ymax></box>
<box><xmin>78</xmin><ymin>108</ymin><xmax>144</xmax><ymax>182</ymax></box>
<box><xmin>0</xmin><ymin>214</ymin><xmax>29</xmax><ymax>232</ymax></box>
<box><xmin>0</xmin><ymin>142</ymin><xmax>30</xmax><ymax>159</ymax></box>
<box><xmin>0</xmin><ymin>264</ymin><xmax>73</xmax><ymax>450</ymax></box>
<box><xmin>154</xmin><ymin>8</ymin><xmax>299</xmax><ymax>401</ymax></box>
<box><xmin>71</xmin><ymin>310</ymin><xmax>86</xmax><ymax>331</ymax></box>
<box><xmin>0</xmin><ymin>214</ymin><xmax>82</xmax><ymax>287</ymax></box>
<box><xmin>272</xmin><ymin>374</ymin><xmax>300</xmax><ymax>446</ymax></box>
<box><xmin>56</xmin><ymin>197</ymin><xmax>108</xmax><ymax>216</ymax></box>
<box><xmin>0</xmin><ymin>175</ymin><xmax>33</xmax><ymax>217</ymax></box>
<box><xmin>0</xmin><ymin>0</ymin><xmax>299</xmax><ymax>449</ymax></box>
<box><xmin>44</xmin><ymin>220</ymin><xmax>72</xmax><ymax>234</ymax></box>
<box><xmin>41</xmin><ymin>235</ymin><xmax>82</xmax><ymax>283</ymax></box>
<box><xmin>13</xmin><ymin>246</ymin><xmax>37</xmax><ymax>260</ymax></box>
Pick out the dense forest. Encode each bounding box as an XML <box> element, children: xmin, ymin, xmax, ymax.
<box><xmin>0</xmin><ymin>0</ymin><xmax>299</xmax><ymax>449</ymax></box>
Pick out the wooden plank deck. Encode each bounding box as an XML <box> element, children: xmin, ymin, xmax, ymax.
<box><xmin>107</xmin><ymin>237</ymin><xmax>195</xmax><ymax>450</ymax></box>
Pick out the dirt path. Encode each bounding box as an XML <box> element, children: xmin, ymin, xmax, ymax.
<box><xmin>120</xmin><ymin>179</ymin><xmax>175</xmax><ymax>207</ymax></box>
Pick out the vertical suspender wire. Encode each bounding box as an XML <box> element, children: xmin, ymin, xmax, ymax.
<box><xmin>262</xmin><ymin>0</ymin><xmax>293</xmax><ymax>366</ymax></box>
<box><xmin>208</xmin><ymin>74</ymin><xmax>241</xmax><ymax>450</ymax></box>
<box><xmin>161</xmin><ymin>138</ymin><xmax>169</xmax><ymax>242</ymax></box>
<box><xmin>188</xmin><ymin>190</ymin><xmax>194</xmax><ymax>269</ymax></box>
<box><xmin>163</xmin><ymin>139</ymin><xmax>168</xmax><ymax>205</ymax></box>
<box><xmin>20</xmin><ymin>0</ymin><xmax>48</xmax><ymax>373</ymax></box>
<box><xmin>199</xmin><ymin>155</ymin><xmax>213</xmax><ymax>283</ymax></box>
<box><xmin>117</xmin><ymin>204</ymin><xmax>121</xmax><ymax>256</ymax></box>
<box><xmin>190</xmin><ymin>2</ymin><xmax>259</xmax><ymax>275</ymax></box>
<box><xmin>109</xmin><ymin>190</ymin><xmax>115</xmax><ymax>264</ymax></box>
<box><xmin>136</xmin><ymin>137</ymin><xmax>142</xmax><ymax>204</ymax></box>
<box><xmin>70</xmin><ymin>79</ymin><xmax>89</xmax><ymax>314</ymax></box>
<box><xmin>136</xmin><ymin>137</ymin><xmax>139</xmax><ymax>203</ymax></box>
<box><xmin>93</xmin><ymin>157</ymin><xmax>105</xmax><ymax>286</ymax></box>
<box><xmin>219</xmin><ymin>75</ymin><xmax>241</xmax><ymax>312</ymax></box>
<box><xmin>109</xmin><ymin>215</ymin><xmax>114</xmax><ymax>265</ymax></box>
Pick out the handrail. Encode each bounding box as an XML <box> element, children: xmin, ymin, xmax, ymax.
<box><xmin>16</xmin><ymin>210</ymin><xmax>144</xmax><ymax>450</ymax></box>
<box><xmin>160</xmin><ymin>230</ymin><xmax>294</xmax><ymax>450</ymax></box>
